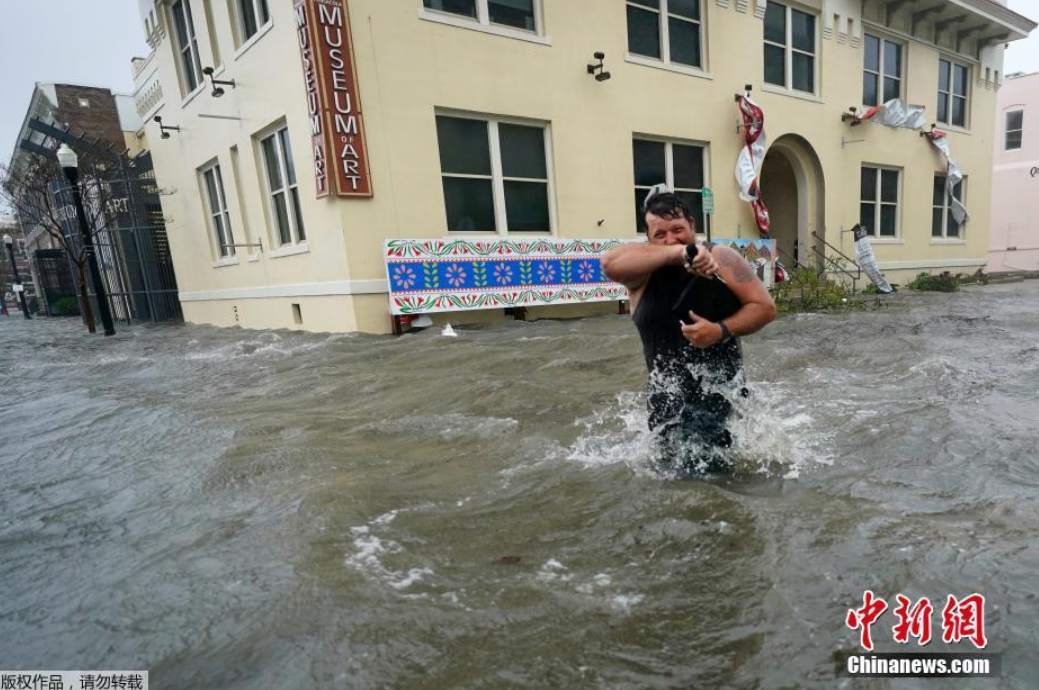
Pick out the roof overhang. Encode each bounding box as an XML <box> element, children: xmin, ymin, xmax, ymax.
<box><xmin>877</xmin><ymin>0</ymin><xmax>1035</xmax><ymax>56</ymax></box>
<box><xmin>7</xmin><ymin>84</ymin><xmax>57</xmax><ymax>174</ymax></box>
<box><xmin>945</xmin><ymin>0</ymin><xmax>1037</xmax><ymax>43</ymax></box>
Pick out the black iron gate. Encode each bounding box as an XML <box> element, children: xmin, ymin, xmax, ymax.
<box><xmin>94</xmin><ymin>152</ymin><xmax>181</xmax><ymax>323</ymax></box>
<box><xmin>17</xmin><ymin>115</ymin><xmax>182</xmax><ymax>325</ymax></box>
<box><xmin>51</xmin><ymin>152</ymin><xmax>182</xmax><ymax>324</ymax></box>
<box><xmin>33</xmin><ymin>248</ymin><xmax>79</xmax><ymax>316</ymax></box>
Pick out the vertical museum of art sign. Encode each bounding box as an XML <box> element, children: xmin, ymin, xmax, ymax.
<box><xmin>294</xmin><ymin>0</ymin><xmax>373</xmax><ymax>197</ymax></box>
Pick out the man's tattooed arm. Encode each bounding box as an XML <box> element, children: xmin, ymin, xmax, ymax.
<box><xmin>719</xmin><ymin>246</ymin><xmax>758</xmax><ymax>283</ymax></box>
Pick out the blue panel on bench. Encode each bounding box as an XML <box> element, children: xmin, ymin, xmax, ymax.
<box><xmin>383</xmin><ymin>238</ymin><xmax>776</xmax><ymax>315</ymax></box>
<box><xmin>383</xmin><ymin>239</ymin><xmax>627</xmax><ymax>315</ymax></box>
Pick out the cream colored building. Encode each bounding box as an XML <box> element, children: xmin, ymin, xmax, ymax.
<box><xmin>134</xmin><ymin>0</ymin><xmax>1034</xmax><ymax>333</ymax></box>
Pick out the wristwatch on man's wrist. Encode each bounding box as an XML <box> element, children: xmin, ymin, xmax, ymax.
<box><xmin>717</xmin><ymin>321</ymin><xmax>733</xmax><ymax>343</ymax></box>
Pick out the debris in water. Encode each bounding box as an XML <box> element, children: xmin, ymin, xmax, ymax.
<box><xmin>495</xmin><ymin>555</ymin><xmax>522</xmax><ymax>565</ymax></box>
<box><xmin>410</xmin><ymin>315</ymin><xmax>433</xmax><ymax>329</ymax></box>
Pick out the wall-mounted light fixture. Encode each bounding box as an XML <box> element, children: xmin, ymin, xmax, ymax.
<box><xmin>841</xmin><ymin>106</ymin><xmax>860</xmax><ymax>124</ymax></box>
<box><xmin>587</xmin><ymin>52</ymin><xmax>610</xmax><ymax>82</ymax></box>
<box><xmin>734</xmin><ymin>85</ymin><xmax>760</xmax><ymax>134</ymax></box>
<box><xmin>202</xmin><ymin>67</ymin><xmax>236</xmax><ymax>97</ymax></box>
<box><xmin>153</xmin><ymin>115</ymin><xmax>181</xmax><ymax>139</ymax></box>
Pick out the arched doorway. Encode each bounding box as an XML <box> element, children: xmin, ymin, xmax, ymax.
<box><xmin>759</xmin><ymin>134</ymin><xmax>825</xmax><ymax>271</ymax></box>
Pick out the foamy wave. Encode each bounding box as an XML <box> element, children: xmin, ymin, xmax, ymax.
<box><xmin>567</xmin><ymin>391</ymin><xmax>660</xmax><ymax>475</ymax></box>
<box><xmin>181</xmin><ymin>333</ymin><xmax>341</xmax><ymax>361</ymax></box>
<box><xmin>611</xmin><ymin>593</ymin><xmax>645</xmax><ymax>611</ymax></box>
<box><xmin>388</xmin><ymin>567</ymin><xmax>434</xmax><ymax>590</ymax></box>
<box><xmin>536</xmin><ymin>558</ymin><xmax>573</xmax><ymax>583</ymax></box>
<box><xmin>575</xmin><ymin>573</ymin><xmax>612</xmax><ymax>593</ymax></box>
<box><xmin>567</xmin><ymin>363</ymin><xmax>833</xmax><ymax>479</ymax></box>
<box><xmin>535</xmin><ymin>560</ymin><xmax>646</xmax><ymax>612</ymax></box>
<box><xmin>344</xmin><ymin>510</ymin><xmax>435</xmax><ymax>591</ymax></box>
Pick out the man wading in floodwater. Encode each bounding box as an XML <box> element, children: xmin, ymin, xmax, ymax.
<box><xmin>602</xmin><ymin>188</ymin><xmax>776</xmax><ymax>474</ymax></box>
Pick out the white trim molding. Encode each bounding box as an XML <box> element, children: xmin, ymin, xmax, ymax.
<box><xmin>234</xmin><ymin>20</ymin><xmax>274</xmax><ymax>61</ymax></box>
<box><xmin>179</xmin><ymin>279</ymin><xmax>388</xmax><ymax>302</ymax></box>
<box><xmin>625</xmin><ymin>53</ymin><xmax>714</xmax><ymax>81</ymax></box>
<box><xmin>418</xmin><ymin>8</ymin><xmax>551</xmax><ymax>46</ymax></box>
<box><xmin>875</xmin><ymin>258</ymin><xmax>986</xmax><ymax>270</ymax></box>
<box><xmin>211</xmin><ymin>256</ymin><xmax>239</xmax><ymax>269</ymax></box>
<box><xmin>267</xmin><ymin>242</ymin><xmax>310</xmax><ymax>259</ymax></box>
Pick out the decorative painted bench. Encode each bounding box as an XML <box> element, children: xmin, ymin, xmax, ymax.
<box><xmin>383</xmin><ymin>238</ymin><xmax>775</xmax><ymax>330</ymax></box>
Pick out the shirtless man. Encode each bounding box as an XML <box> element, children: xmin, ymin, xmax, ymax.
<box><xmin>601</xmin><ymin>190</ymin><xmax>776</xmax><ymax>473</ymax></box>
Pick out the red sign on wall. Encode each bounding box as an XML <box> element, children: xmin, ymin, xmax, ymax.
<box><xmin>293</xmin><ymin>0</ymin><xmax>373</xmax><ymax>198</ymax></box>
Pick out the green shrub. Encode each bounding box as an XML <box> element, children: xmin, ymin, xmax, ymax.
<box><xmin>958</xmin><ymin>268</ymin><xmax>990</xmax><ymax>285</ymax></box>
<box><xmin>863</xmin><ymin>282</ymin><xmax>900</xmax><ymax>295</ymax></box>
<box><xmin>772</xmin><ymin>268</ymin><xmax>859</xmax><ymax>313</ymax></box>
<box><xmin>907</xmin><ymin>271</ymin><xmax>959</xmax><ymax>292</ymax></box>
<box><xmin>51</xmin><ymin>296</ymin><xmax>79</xmax><ymax>315</ymax></box>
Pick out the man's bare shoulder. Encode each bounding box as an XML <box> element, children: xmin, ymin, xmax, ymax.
<box><xmin>712</xmin><ymin>244</ymin><xmax>758</xmax><ymax>283</ymax></box>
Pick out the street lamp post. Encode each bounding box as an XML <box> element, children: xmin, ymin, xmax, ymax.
<box><xmin>2</xmin><ymin>233</ymin><xmax>31</xmax><ymax>319</ymax></box>
<box><xmin>56</xmin><ymin>144</ymin><xmax>115</xmax><ymax>337</ymax></box>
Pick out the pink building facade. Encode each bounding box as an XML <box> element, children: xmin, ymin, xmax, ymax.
<box><xmin>989</xmin><ymin>71</ymin><xmax>1039</xmax><ymax>272</ymax></box>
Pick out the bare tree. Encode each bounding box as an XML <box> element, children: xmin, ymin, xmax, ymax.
<box><xmin>1</xmin><ymin>151</ymin><xmax>119</xmax><ymax>332</ymax></box>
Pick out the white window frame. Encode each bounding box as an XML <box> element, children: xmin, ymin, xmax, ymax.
<box><xmin>435</xmin><ymin>110</ymin><xmax>556</xmax><ymax>236</ymax></box>
<box><xmin>169</xmin><ymin>0</ymin><xmax>203</xmax><ymax>96</ymax></box>
<box><xmin>763</xmin><ymin>1</ymin><xmax>818</xmax><ymax>96</ymax></box>
<box><xmin>938</xmin><ymin>57</ymin><xmax>970</xmax><ymax>129</ymax></box>
<box><xmin>419</xmin><ymin>0</ymin><xmax>545</xmax><ymax>41</ymax></box>
<box><xmin>862</xmin><ymin>32</ymin><xmax>904</xmax><ymax>107</ymax></box>
<box><xmin>860</xmin><ymin>164</ymin><xmax>901</xmax><ymax>239</ymax></box>
<box><xmin>258</xmin><ymin>126</ymin><xmax>307</xmax><ymax>248</ymax></box>
<box><xmin>625</xmin><ymin>0</ymin><xmax>705</xmax><ymax>71</ymax></box>
<box><xmin>632</xmin><ymin>135</ymin><xmax>709</xmax><ymax>233</ymax></box>
<box><xmin>1005</xmin><ymin>110</ymin><xmax>1024</xmax><ymax>151</ymax></box>
<box><xmin>231</xmin><ymin>0</ymin><xmax>272</xmax><ymax>50</ymax></box>
<box><xmin>932</xmin><ymin>174</ymin><xmax>966</xmax><ymax>240</ymax></box>
<box><xmin>200</xmin><ymin>162</ymin><xmax>235</xmax><ymax>259</ymax></box>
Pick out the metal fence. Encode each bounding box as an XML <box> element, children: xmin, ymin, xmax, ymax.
<box><xmin>33</xmin><ymin>248</ymin><xmax>78</xmax><ymax>316</ymax></box>
<box><xmin>50</xmin><ymin>152</ymin><xmax>182</xmax><ymax>324</ymax></box>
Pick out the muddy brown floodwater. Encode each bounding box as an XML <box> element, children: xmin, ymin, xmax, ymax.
<box><xmin>1</xmin><ymin>281</ymin><xmax>1038</xmax><ymax>689</ymax></box>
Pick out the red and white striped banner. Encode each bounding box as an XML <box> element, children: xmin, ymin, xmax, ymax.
<box><xmin>734</xmin><ymin>94</ymin><xmax>770</xmax><ymax>237</ymax></box>
<box><xmin>843</xmin><ymin>99</ymin><xmax>969</xmax><ymax>224</ymax></box>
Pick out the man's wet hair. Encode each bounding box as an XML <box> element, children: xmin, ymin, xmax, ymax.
<box><xmin>644</xmin><ymin>192</ymin><xmax>696</xmax><ymax>225</ymax></box>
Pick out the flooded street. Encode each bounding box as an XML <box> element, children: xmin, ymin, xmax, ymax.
<box><xmin>2</xmin><ymin>281</ymin><xmax>1038</xmax><ymax>689</ymax></box>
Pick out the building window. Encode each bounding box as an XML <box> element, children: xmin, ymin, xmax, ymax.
<box><xmin>859</xmin><ymin>165</ymin><xmax>899</xmax><ymax>238</ymax></box>
<box><xmin>633</xmin><ymin>138</ymin><xmax>705</xmax><ymax>233</ymax></box>
<box><xmin>1005</xmin><ymin>110</ymin><xmax>1023</xmax><ymax>150</ymax></box>
<box><xmin>763</xmin><ymin>1</ymin><xmax>816</xmax><ymax>93</ymax></box>
<box><xmin>422</xmin><ymin>0</ymin><xmax>538</xmax><ymax>33</ymax></box>
<box><xmin>932</xmin><ymin>175</ymin><xmax>964</xmax><ymax>239</ymax></box>
<box><xmin>259</xmin><ymin>127</ymin><xmax>306</xmax><ymax>246</ymax></box>
<box><xmin>626</xmin><ymin>0</ymin><xmax>703</xmax><ymax>69</ymax></box>
<box><xmin>434</xmin><ymin>114</ymin><xmax>551</xmax><ymax>233</ymax></box>
<box><xmin>203</xmin><ymin>0</ymin><xmax>222</xmax><ymax>66</ymax></box>
<box><xmin>863</xmin><ymin>34</ymin><xmax>902</xmax><ymax>106</ymax></box>
<box><xmin>201</xmin><ymin>163</ymin><xmax>235</xmax><ymax>258</ymax></box>
<box><xmin>938</xmin><ymin>58</ymin><xmax>969</xmax><ymax>128</ymax></box>
<box><xmin>234</xmin><ymin>0</ymin><xmax>271</xmax><ymax>44</ymax></box>
<box><xmin>170</xmin><ymin>0</ymin><xmax>203</xmax><ymax>94</ymax></box>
